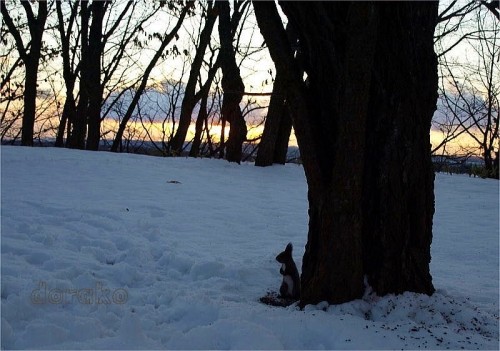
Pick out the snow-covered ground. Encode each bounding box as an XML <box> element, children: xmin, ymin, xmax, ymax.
<box><xmin>1</xmin><ymin>146</ymin><xmax>498</xmax><ymax>350</ymax></box>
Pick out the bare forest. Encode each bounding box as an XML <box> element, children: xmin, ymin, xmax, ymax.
<box><xmin>1</xmin><ymin>0</ymin><xmax>497</xmax><ymax>176</ymax></box>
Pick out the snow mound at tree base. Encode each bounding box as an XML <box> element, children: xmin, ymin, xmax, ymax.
<box><xmin>322</xmin><ymin>289</ymin><xmax>499</xmax><ymax>350</ymax></box>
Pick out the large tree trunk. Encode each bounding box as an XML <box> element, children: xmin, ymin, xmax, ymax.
<box><xmin>361</xmin><ymin>3</ymin><xmax>437</xmax><ymax>296</ymax></box>
<box><xmin>254</xmin><ymin>1</ymin><xmax>438</xmax><ymax>306</ymax></box>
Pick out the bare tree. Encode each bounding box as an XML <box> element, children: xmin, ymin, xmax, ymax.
<box><xmin>170</xmin><ymin>0</ymin><xmax>218</xmax><ymax>155</ymax></box>
<box><xmin>84</xmin><ymin>0</ymin><xmax>110</xmax><ymax>150</ymax></box>
<box><xmin>1</xmin><ymin>0</ymin><xmax>49</xmax><ymax>146</ymax></box>
<box><xmin>0</xmin><ymin>16</ymin><xmax>24</xmax><ymax>143</ymax></box>
<box><xmin>188</xmin><ymin>49</ymin><xmax>220</xmax><ymax>157</ymax></box>
<box><xmin>171</xmin><ymin>0</ymin><xmax>252</xmax><ymax>160</ymax></box>
<box><xmin>1</xmin><ymin>0</ymin><xmax>269</xmax><ymax>157</ymax></box>
<box><xmin>63</xmin><ymin>1</ymin><xmax>168</xmax><ymax>150</ymax></box>
<box><xmin>435</xmin><ymin>4</ymin><xmax>499</xmax><ymax>177</ymax></box>
<box><xmin>254</xmin><ymin>1</ymin><xmax>438</xmax><ymax>305</ymax></box>
<box><xmin>64</xmin><ymin>0</ymin><xmax>117</xmax><ymax>150</ymax></box>
<box><xmin>54</xmin><ymin>0</ymin><xmax>79</xmax><ymax>147</ymax></box>
<box><xmin>217</xmin><ymin>0</ymin><xmax>248</xmax><ymax>163</ymax></box>
<box><xmin>110</xmin><ymin>1</ymin><xmax>194</xmax><ymax>152</ymax></box>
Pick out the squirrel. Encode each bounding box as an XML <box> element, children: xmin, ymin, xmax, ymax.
<box><xmin>275</xmin><ymin>243</ymin><xmax>300</xmax><ymax>300</ymax></box>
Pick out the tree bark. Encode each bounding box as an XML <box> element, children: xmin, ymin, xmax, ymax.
<box><xmin>361</xmin><ymin>3</ymin><xmax>437</xmax><ymax>296</ymax></box>
<box><xmin>254</xmin><ymin>1</ymin><xmax>438</xmax><ymax>305</ymax></box>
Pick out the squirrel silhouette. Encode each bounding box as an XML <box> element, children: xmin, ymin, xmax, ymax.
<box><xmin>275</xmin><ymin>243</ymin><xmax>300</xmax><ymax>300</ymax></box>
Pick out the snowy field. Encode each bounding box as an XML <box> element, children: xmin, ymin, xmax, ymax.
<box><xmin>1</xmin><ymin>146</ymin><xmax>498</xmax><ymax>350</ymax></box>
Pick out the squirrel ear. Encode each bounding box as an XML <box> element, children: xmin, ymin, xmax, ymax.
<box><xmin>286</xmin><ymin>242</ymin><xmax>293</xmax><ymax>253</ymax></box>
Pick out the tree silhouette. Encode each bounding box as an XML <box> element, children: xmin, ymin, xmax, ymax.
<box><xmin>254</xmin><ymin>1</ymin><xmax>438</xmax><ymax>305</ymax></box>
<box><xmin>1</xmin><ymin>0</ymin><xmax>48</xmax><ymax>146</ymax></box>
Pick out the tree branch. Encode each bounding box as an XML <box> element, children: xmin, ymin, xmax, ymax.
<box><xmin>0</xmin><ymin>2</ymin><xmax>28</xmax><ymax>60</ymax></box>
<box><xmin>480</xmin><ymin>0</ymin><xmax>500</xmax><ymax>20</ymax></box>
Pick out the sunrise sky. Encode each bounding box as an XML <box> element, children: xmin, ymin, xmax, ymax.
<box><xmin>1</xmin><ymin>0</ymin><xmax>492</xmax><ymax>157</ymax></box>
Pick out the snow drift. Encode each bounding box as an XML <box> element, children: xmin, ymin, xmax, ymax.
<box><xmin>1</xmin><ymin>146</ymin><xmax>498</xmax><ymax>349</ymax></box>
